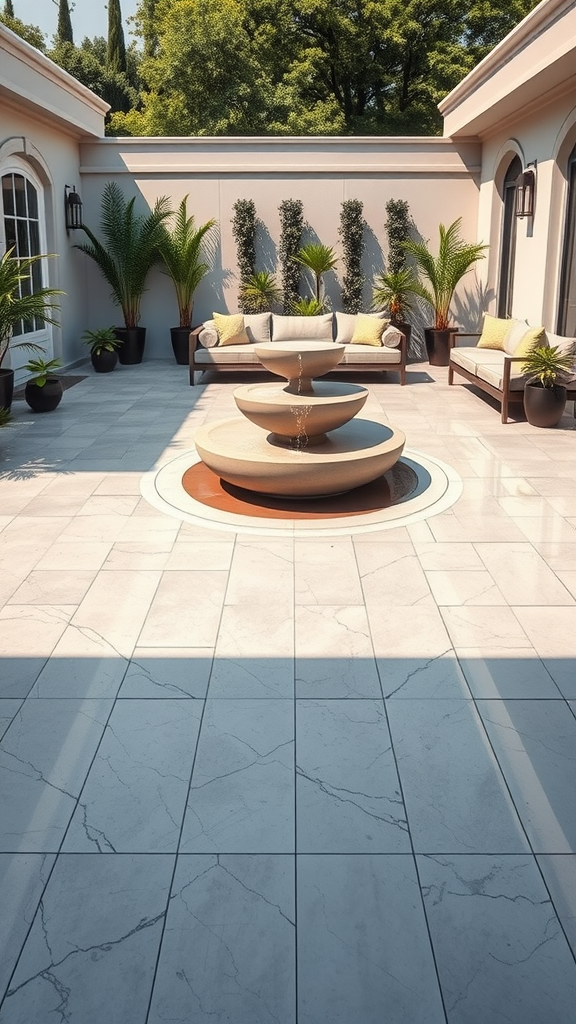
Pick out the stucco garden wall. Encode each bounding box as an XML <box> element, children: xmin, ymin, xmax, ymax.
<box><xmin>77</xmin><ymin>136</ymin><xmax>482</xmax><ymax>360</ymax></box>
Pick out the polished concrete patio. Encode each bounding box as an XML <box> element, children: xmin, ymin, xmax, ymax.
<box><xmin>0</xmin><ymin>359</ymin><xmax>576</xmax><ymax>1024</ymax></box>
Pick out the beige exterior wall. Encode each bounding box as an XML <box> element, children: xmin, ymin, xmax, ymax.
<box><xmin>78</xmin><ymin>136</ymin><xmax>481</xmax><ymax>359</ymax></box>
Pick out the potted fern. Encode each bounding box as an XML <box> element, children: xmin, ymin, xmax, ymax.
<box><xmin>24</xmin><ymin>357</ymin><xmax>63</xmax><ymax>412</ymax></box>
<box><xmin>404</xmin><ymin>219</ymin><xmax>488</xmax><ymax>366</ymax></box>
<box><xmin>521</xmin><ymin>345</ymin><xmax>574</xmax><ymax>427</ymax></box>
<box><xmin>157</xmin><ymin>196</ymin><xmax>216</xmax><ymax>364</ymax></box>
<box><xmin>75</xmin><ymin>182</ymin><xmax>171</xmax><ymax>365</ymax></box>
<box><xmin>0</xmin><ymin>248</ymin><xmax>62</xmax><ymax>411</ymax></box>
<box><xmin>82</xmin><ymin>327</ymin><xmax>121</xmax><ymax>373</ymax></box>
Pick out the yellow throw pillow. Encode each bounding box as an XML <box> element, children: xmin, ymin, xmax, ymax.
<box><xmin>513</xmin><ymin>325</ymin><xmax>547</xmax><ymax>357</ymax></box>
<box><xmin>350</xmin><ymin>314</ymin><xmax>388</xmax><ymax>347</ymax></box>
<box><xmin>477</xmin><ymin>314</ymin><xmax>510</xmax><ymax>350</ymax></box>
<box><xmin>213</xmin><ymin>312</ymin><xmax>249</xmax><ymax>346</ymax></box>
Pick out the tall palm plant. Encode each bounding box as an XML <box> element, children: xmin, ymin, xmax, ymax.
<box><xmin>240</xmin><ymin>271</ymin><xmax>282</xmax><ymax>313</ymax></box>
<box><xmin>372</xmin><ymin>268</ymin><xmax>417</xmax><ymax>324</ymax></box>
<box><xmin>0</xmin><ymin>248</ymin><xmax>62</xmax><ymax>368</ymax></box>
<box><xmin>75</xmin><ymin>182</ymin><xmax>171</xmax><ymax>329</ymax></box>
<box><xmin>157</xmin><ymin>196</ymin><xmax>216</xmax><ymax>328</ymax></box>
<box><xmin>403</xmin><ymin>218</ymin><xmax>487</xmax><ymax>330</ymax></box>
<box><xmin>292</xmin><ymin>243</ymin><xmax>338</xmax><ymax>305</ymax></box>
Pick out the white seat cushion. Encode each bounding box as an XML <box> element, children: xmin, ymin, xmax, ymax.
<box><xmin>271</xmin><ymin>314</ymin><xmax>333</xmax><ymax>342</ymax></box>
<box><xmin>194</xmin><ymin>344</ymin><xmax>262</xmax><ymax>365</ymax></box>
<box><xmin>340</xmin><ymin>344</ymin><xmax>401</xmax><ymax>364</ymax></box>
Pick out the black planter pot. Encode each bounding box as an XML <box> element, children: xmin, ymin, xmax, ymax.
<box><xmin>91</xmin><ymin>349</ymin><xmax>118</xmax><ymax>373</ymax></box>
<box><xmin>170</xmin><ymin>327</ymin><xmax>191</xmax><ymax>366</ymax></box>
<box><xmin>523</xmin><ymin>382</ymin><xmax>567</xmax><ymax>427</ymax></box>
<box><xmin>0</xmin><ymin>367</ymin><xmax>14</xmax><ymax>411</ymax></box>
<box><xmin>424</xmin><ymin>328</ymin><xmax>452</xmax><ymax>367</ymax></box>
<box><xmin>115</xmin><ymin>327</ymin><xmax>146</xmax><ymax>365</ymax></box>
<box><xmin>25</xmin><ymin>377</ymin><xmax>63</xmax><ymax>413</ymax></box>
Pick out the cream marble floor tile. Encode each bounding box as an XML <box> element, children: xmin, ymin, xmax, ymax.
<box><xmin>496</xmin><ymin>495</ymin><xmax>558</xmax><ymax>517</ymax></box>
<box><xmin>512</xmin><ymin>606</ymin><xmax>576</xmax><ymax>659</ymax></box>
<box><xmin>0</xmin><ymin>569</ymin><xmax>27</xmax><ymax>606</ymax></box>
<box><xmin>18</xmin><ymin>494</ymin><xmax>89</xmax><ymax>517</ymax></box>
<box><xmin>9</xmin><ymin>570</ymin><xmax>98</xmax><ymax>605</ymax></box>
<box><xmin>76</xmin><ymin>495</ymin><xmax>141</xmax><ymax>517</ymax></box>
<box><xmin>57</xmin><ymin>514</ymin><xmax>130</xmax><ymax>543</ymax></box>
<box><xmin>426</xmin><ymin>569</ymin><xmax>506</xmax><ymax>606</ymax></box>
<box><xmin>93</xmin><ymin>473</ymin><xmax>142</xmax><ymax>495</ymax></box>
<box><xmin>102</xmin><ymin>542</ymin><xmax>172</xmax><ymax>570</ymax></box>
<box><xmin>368</xmin><ymin>604</ymin><xmax>452</xmax><ymax>660</ymax></box>
<box><xmin>406</xmin><ymin>520</ymin><xmax>435</xmax><ymax>543</ymax></box>
<box><xmin>556</xmin><ymin>571</ymin><xmax>576</xmax><ymax>599</ymax></box>
<box><xmin>227</xmin><ymin>540</ymin><xmax>293</xmax><ymax>605</ymax></box>
<box><xmin>531</xmin><ymin>542</ymin><xmax>576</xmax><ymax>568</ymax></box>
<box><xmin>527</xmin><ymin>477</ymin><xmax>576</xmax><ymax>496</ymax></box>
<box><xmin>138</xmin><ymin>570</ymin><xmax>227</xmax><ymax>648</ymax></box>
<box><xmin>441</xmin><ymin>606</ymin><xmax>531</xmax><ymax>650</ymax></box>
<box><xmin>428</xmin><ymin>512</ymin><xmax>526</xmax><ymax>543</ymax></box>
<box><xmin>415</xmin><ymin>542</ymin><xmax>483</xmax><ymax>571</ymax></box>
<box><xmin>546</xmin><ymin>496</ymin><xmax>576</xmax><ymax>515</ymax></box>
<box><xmin>295</xmin><ymin>604</ymin><xmax>380</xmax><ymax>698</ymax></box>
<box><xmin>34</xmin><ymin>540</ymin><xmax>114</xmax><ymax>571</ymax></box>
<box><xmin>296</xmin><ymin>539</ymin><xmax>362</xmax><ymax>605</ymax></box>
<box><xmin>116</xmin><ymin>516</ymin><xmax>181</xmax><ymax>544</ymax></box>
<box><xmin>0</xmin><ymin>605</ymin><xmax>72</xmax><ymax>657</ymax></box>
<box><xmin>72</xmin><ymin>569</ymin><xmax>162</xmax><ymax>658</ymax></box>
<box><xmin>474</xmin><ymin>542</ymin><xmax>574</xmax><ymax>605</ymax></box>
<box><xmin>515</xmin><ymin>515</ymin><xmax>576</xmax><ymax>544</ymax></box>
<box><xmin>359</xmin><ymin>545</ymin><xmax>432</xmax><ymax>608</ymax></box>
<box><xmin>215</xmin><ymin>601</ymin><xmax>294</xmax><ymax>660</ymax></box>
<box><xmin>0</xmin><ymin>515</ymin><xmax>14</xmax><ymax>533</ymax></box>
<box><xmin>164</xmin><ymin>540</ymin><xmax>235</xmax><ymax>571</ymax></box>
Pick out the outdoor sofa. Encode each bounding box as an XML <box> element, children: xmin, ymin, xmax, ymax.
<box><xmin>189</xmin><ymin>311</ymin><xmax>407</xmax><ymax>385</ymax></box>
<box><xmin>448</xmin><ymin>316</ymin><xmax>576</xmax><ymax>422</ymax></box>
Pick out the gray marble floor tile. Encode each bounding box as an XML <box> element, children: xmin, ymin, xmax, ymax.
<box><xmin>181</xmin><ymin>700</ymin><xmax>294</xmax><ymax>853</ymax></box>
<box><xmin>295</xmin><ymin>605</ymin><xmax>381</xmax><ymax>698</ymax></box>
<box><xmin>458</xmin><ymin>652</ymin><xmax>563</xmax><ymax>698</ymax></box>
<box><xmin>297</xmin><ymin>854</ymin><xmax>444</xmax><ymax>1024</ymax></box>
<box><xmin>0</xmin><ymin>700</ymin><xmax>22</xmax><ymax>742</ymax></box>
<box><xmin>118</xmin><ymin>647</ymin><xmax>213</xmax><ymax>698</ymax></box>
<box><xmin>381</xmin><ymin>652</ymin><xmax>471</xmax><ymax>699</ymax></box>
<box><xmin>0</xmin><ymin>853</ymin><xmax>55</xmax><ymax>997</ymax></box>
<box><xmin>63</xmin><ymin>699</ymin><xmax>202</xmax><ymax>853</ymax></box>
<box><xmin>477</xmin><ymin>700</ymin><xmax>576</xmax><ymax>853</ymax></box>
<box><xmin>0</xmin><ymin>699</ymin><xmax>111</xmax><ymax>852</ymax></box>
<box><xmin>419</xmin><ymin>853</ymin><xmax>576</xmax><ymax>1024</ymax></box>
<box><xmin>536</xmin><ymin>854</ymin><xmax>576</xmax><ymax>956</ymax></box>
<box><xmin>0</xmin><ymin>853</ymin><xmax>172</xmax><ymax>1024</ymax></box>
<box><xmin>296</xmin><ymin>700</ymin><xmax>409</xmax><ymax>852</ymax></box>
<box><xmin>208</xmin><ymin>655</ymin><xmax>294</xmax><ymax>697</ymax></box>
<box><xmin>28</xmin><ymin>625</ymin><xmax>129</xmax><ymax>698</ymax></box>
<box><xmin>386</xmin><ymin>699</ymin><xmax>529</xmax><ymax>853</ymax></box>
<box><xmin>148</xmin><ymin>854</ymin><xmax>295</xmax><ymax>1024</ymax></box>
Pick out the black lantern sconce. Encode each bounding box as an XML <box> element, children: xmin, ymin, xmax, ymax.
<box><xmin>515</xmin><ymin>161</ymin><xmax>536</xmax><ymax>218</ymax></box>
<box><xmin>64</xmin><ymin>185</ymin><xmax>83</xmax><ymax>232</ymax></box>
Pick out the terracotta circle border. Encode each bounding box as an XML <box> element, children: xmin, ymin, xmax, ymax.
<box><xmin>140</xmin><ymin>448</ymin><xmax>462</xmax><ymax>537</ymax></box>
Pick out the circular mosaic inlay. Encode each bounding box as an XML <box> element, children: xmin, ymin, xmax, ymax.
<box><xmin>140</xmin><ymin>448</ymin><xmax>462</xmax><ymax>537</ymax></box>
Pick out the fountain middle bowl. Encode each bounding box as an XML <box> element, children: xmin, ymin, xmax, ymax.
<box><xmin>234</xmin><ymin>380</ymin><xmax>369</xmax><ymax>441</ymax></box>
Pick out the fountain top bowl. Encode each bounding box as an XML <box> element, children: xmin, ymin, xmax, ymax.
<box><xmin>254</xmin><ymin>341</ymin><xmax>345</xmax><ymax>384</ymax></box>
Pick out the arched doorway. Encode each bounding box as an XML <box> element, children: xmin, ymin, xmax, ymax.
<box><xmin>497</xmin><ymin>156</ymin><xmax>522</xmax><ymax>318</ymax></box>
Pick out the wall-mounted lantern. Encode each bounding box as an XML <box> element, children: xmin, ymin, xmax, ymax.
<box><xmin>515</xmin><ymin>162</ymin><xmax>536</xmax><ymax>218</ymax></box>
<box><xmin>64</xmin><ymin>185</ymin><xmax>83</xmax><ymax>232</ymax></box>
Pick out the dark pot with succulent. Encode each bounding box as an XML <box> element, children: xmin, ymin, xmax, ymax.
<box><xmin>82</xmin><ymin>327</ymin><xmax>121</xmax><ymax>373</ymax></box>
<box><xmin>0</xmin><ymin>248</ymin><xmax>62</xmax><ymax>411</ymax></box>
<box><xmin>404</xmin><ymin>219</ymin><xmax>488</xmax><ymax>366</ymax></box>
<box><xmin>521</xmin><ymin>345</ymin><xmax>575</xmax><ymax>427</ymax></box>
<box><xmin>24</xmin><ymin>357</ymin><xmax>63</xmax><ymax>412</ymax></box>
<box><xmin>75</xmin><ymin>182</ymin><xmax>171</xmax><ymax>365</ymax></box>
<box><xmin>371</xmin><ymin>268</ymin><xmax>417</xmax><ymax>351</ymax></box>
<box><xmin>157</xmin><ymin>196</ymin><xmax>216</xmax><ymax>365</ymax></box>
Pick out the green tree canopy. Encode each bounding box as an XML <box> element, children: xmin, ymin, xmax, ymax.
<box><xmin>0</xmin><ymin>10</ymin><xmax>46</xmax><ymax>50</ymax></box>
<box><xmin>111</xmin><ymin>0</ymin><xmax>537</xmax><ymax>136</ymax></box>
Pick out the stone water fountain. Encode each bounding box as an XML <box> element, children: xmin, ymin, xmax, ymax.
<box><xmin>194</xmin><ymin>342</ymin><xmax>406</xmax><ymax>497</ymax></box>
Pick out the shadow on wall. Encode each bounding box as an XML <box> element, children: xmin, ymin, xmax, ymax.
<box><xmin>362</xmin><ymin>224</ymin><xmax>384</xmax><ymax>313</ymax></box>
<box><xmin>452</xmin><ymin>282</ymin><xmax>495</xmax><ymax>335</ymax></box>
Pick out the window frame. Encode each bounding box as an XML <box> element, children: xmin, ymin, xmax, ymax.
<box><xmin>557</xmin><ymin>144</ymin><xmax>576</xmax><ymax>337</ymax></box>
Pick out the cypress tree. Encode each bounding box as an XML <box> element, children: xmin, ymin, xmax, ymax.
<box><xmin>4</xmin><ymin>0</ymin><xmax>15</xmax><ymax>16</ymax></box>
<box><xmin>107</xmin><ymin>0</ymin><xmax>126</xmax><ymax>74</ymax></box>
<box><xmin>57</xmin><ymin>0</ymin><xmax>73</xmax><ymax>44</ymax></box>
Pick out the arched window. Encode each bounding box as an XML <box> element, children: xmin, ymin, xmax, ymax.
<box><xmin>1</xmin><ymin>164</ymin><xmax>50</xmax><ymax>347</ymax></box>
<box><xmin>558</xmin><ymin>143</ymin><xmax>576</xmax><ymax>336</ymax></box>
<box><xmin>497</xmin><ymin>156</ymin><xmax>522</xmax><ymax>318</ymax></box>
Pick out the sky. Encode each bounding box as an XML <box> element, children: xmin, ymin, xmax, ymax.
<box><xmin>20</xmin><ymin>0</ymin><xmax>140</xmax><ymax>44</ymax></box>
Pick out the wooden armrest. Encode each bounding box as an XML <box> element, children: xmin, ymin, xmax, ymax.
<box><xmin>189</xmin><ymin>325</ymin><xmax>203</xmax><ymax>352</ymax></box>
<box><xmin>449</xmin><ymin>332</ymin><xmax>481</xmax><ymax>349</ymax></box>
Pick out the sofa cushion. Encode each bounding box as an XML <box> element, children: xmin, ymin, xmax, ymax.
<box><xmin>340</xmin><ymin>344</ymin><xmax>401</xmax><ymax>364</ymax></box>
<box><xmin>198</xmin><ymin>321</ymin><xmax>219</xmax><ymax>348</ymax></box>
<box><xmin>213</xmin><ymin>312</ymin><xmax>249</xmax><ymax>346</ymax></box>
<box><xmin>271</xmin><ymin>313</ymin><xmax>333</xmax><ymax>342</ymax></box>
<box><xmin>334</xmin><ymin>311</ymin><xmax>385</xmax><ymax>344</ymax></box>
<box><xmin>512</xmin><ymin>325</ymin><xmax>547</xmax><ymax>357</ymax></box>
<box><xmin>245</xmin><ymin>312</ymin><xmax>272</xmax><ymax>344</ymax></box>
<box><xmin>477</xmin><ymin>314</ymin><xmax>511</xmax><ymax>350</ymax></box>
<box><xmin>351</xmin><ymin>314</ymin><xmax>390</xmax><ymax>346</ymax></box>
<box><xmin>544</xmin><ymin>332</ymin><xmax>576</xmax><ymax>357</ymax></box>
<box><xmin>476</xmin><ymin>362</ymin><xmax>527</xmax><ymax>392</ymax></box>
<box><xmin>381</xmin><ymin>325</ymin><xmax>403</xmax><ymax>349</ymax></box>
<box><xmin>451</xmin><ymin>347</ymin><xmax>526</xmax><ymax>391</ymax></box>
<box><xmin>195</xmin><ymin>344</ymin><xmax>262</xmax><ymax>365</ymax></box>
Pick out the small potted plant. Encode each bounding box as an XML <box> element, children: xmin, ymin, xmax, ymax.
<box><xmin>0</xmin><ymin>247</ymin><xmax>62</xmax><ymax>411</ymax></box>
<box><xmin>521</xmin><ymin>345</ymin><xmax>574</xmax><ymax>427</ymax></box>
<box><xmin>82</xmin><ymin>327</ymin><xmax>121</xmax><ymax>373</ymax></box>
<box><xmin>240</xmin><ymin>271</ymin><xmax>282</xmax><ymax>313</ymax></box>
<box><xmin>371</xmin><ymin>268</ymin><xmax>417</xmax><ymax>348</ymax></box>
<box><xmin>404</xmin><ymin>218</ymin><xmax>488</xmax><ymax>366</ymax></box>
<box><xmin>157</xmin><ymin>196</ymin><xmax>216</xmax><ymax>364</ymax></box>
<box><xmin>24</xmin><ymin>357</ymin><xmax>63</xmax><ymax>412</ymax></box>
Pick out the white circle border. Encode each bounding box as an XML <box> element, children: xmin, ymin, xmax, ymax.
<box><xmin>140</xmin><ymin>448</ymin><xmax>462</xmax><ymax>537</ymax></box>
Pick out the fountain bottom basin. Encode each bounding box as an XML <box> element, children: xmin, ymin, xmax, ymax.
<box><xmin>194</xmin><ymin>416</ymin><xmax>405</xmax><ymax>497</ymax></box>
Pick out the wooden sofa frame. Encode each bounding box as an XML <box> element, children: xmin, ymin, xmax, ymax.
<box><xmin>448</xmin><ymin>332</ymin><xmax>576</xmax><ymax>423</ymax></box>
<box><xmin>189</xmin><ymin>328</ymin><xmax>408</xmax><ymax>386</ymax></box>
